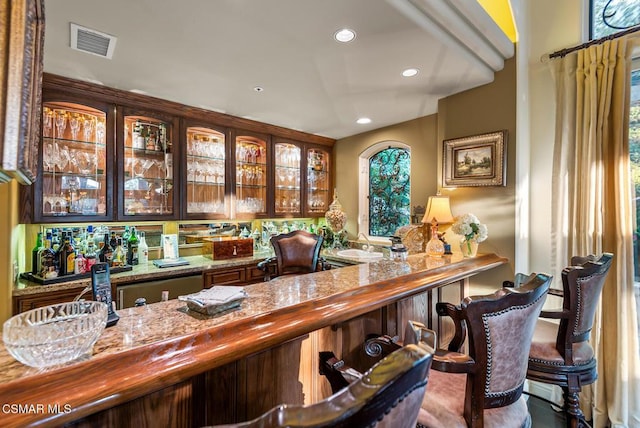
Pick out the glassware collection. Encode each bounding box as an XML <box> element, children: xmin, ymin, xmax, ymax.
<box><xmin>235</xmin><ymin>137</ymin><xmax>267</xmax><ymax>215</ymax></box>
<box><xmin>123</xmin><ymin>115</ymin><xmax>174</xmax><ymax>216</ymax></box>
<box><xmin>41</xmin><ymin>104</ymin><xmax>107</xmax><ymax>216</ymax></box>
<box><xmin>186</xmin><ymin>128</ymin><xmax>226</xmax><ymax>215</ymax></box>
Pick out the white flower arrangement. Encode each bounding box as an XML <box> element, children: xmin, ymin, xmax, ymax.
<box><xmin>451</xmin><ymin>213</ymin><xmax>488</xmax><ymax>243</ymax></box>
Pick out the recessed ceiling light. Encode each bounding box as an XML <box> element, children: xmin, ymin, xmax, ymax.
<box><xmin>402</xmin><ymin>68</ymin><xmax>419</xmax><ymax>77</ymax></box>
<box><xmin>356</xmin><ymin>117</ymin><xmax>371</xmax><ymax>124</ymax></box>
<box><xmin>253</xmin><ymin>86</ymin><xmax>264</xmax><ymax>92</ymax></box>
<box><xmin>334</xmin><ymin>28</ymin><xmax>356</xmax><ymax>43</ymax></box>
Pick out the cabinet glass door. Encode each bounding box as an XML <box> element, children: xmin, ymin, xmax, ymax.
<box><xmin>235</xmin><ymin>134</ymin><xmax>268</xmax><ymax>217</ymax></box>
<box><xmin>185</xmin><ymin>127</ymin><xmax>226</xmax><ymax>217</ymax></box>
<box><xmin>274</xmin><ymin>142</ymin><xmax>301</xmax><ymax>216</ymax></box>
<box><xmin>40</xmin><ymin>102</ymin><xmax>108</xmax><ymax>218</ymax></box>
<box><xmin>306</xmin><ymin>147</ymin><xmax>331</xmax><ymax>215</ymax></box>
<box><xmin>121</xmin><ymin>114</ymin><xmax>174</xmax><ymax>217</ymax></box>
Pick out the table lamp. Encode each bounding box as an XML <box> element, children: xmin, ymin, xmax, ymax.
<box><xmin>421</xmin><ymin>195</ymin><xmax>454</xmax><ymax>255</ymax></box>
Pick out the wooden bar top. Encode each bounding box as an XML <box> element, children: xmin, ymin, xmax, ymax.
<box><xmin>0</xmin><ymin>252</ymin><xmax>507</xmax><ymax>427</ymax></box>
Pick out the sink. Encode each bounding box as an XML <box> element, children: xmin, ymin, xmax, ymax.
<box><xmin>336</xmin><ymin>249</ymin><xmax>384</xmax><ymax>259</ymax></box>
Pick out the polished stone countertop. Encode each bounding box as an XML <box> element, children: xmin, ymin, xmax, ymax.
<box><xmin>0</xmin><ymin>252</ymin><xmax>507</xmax><ymax>427</ymax></box>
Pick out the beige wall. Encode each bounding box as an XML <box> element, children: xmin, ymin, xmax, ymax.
<box><xmin>334</xmin><ymin>58</ymin><xmax>517</xmax><ymax>289</ymax></box>
<box><xmin>0</xmin><ymin>181</ymin><xmax>21</xmax><ymax>322</ymax></box>
<box><xmin>437</xmin><ymin>57</ymin><xmax>517</xmax><ymax>287</ymax></box>
<box><xmin>333</xmin><ymin>114</ymin><xmax>439</xmax><ymax>238</ymax></box>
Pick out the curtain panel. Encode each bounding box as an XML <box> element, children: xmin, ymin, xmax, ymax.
<box><xmin>550</xmin><ymin>36</ymin><xmax>640</xmax><ymax>427</ymax></box>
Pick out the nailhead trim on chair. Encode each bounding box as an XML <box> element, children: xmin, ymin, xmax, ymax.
<box><xmin>482</xmin><ymin>294</ymin><xmax>545</xmax><ymax>398</ymax></box>
<box><xmin>573</xmin><ymin>275</ymin><xmax>587</xmax><ymax>337</ymax></box>
<box><xmin>366</xmin><ymin>379</ymin><xmax>429</xmax><ymax>428</ymax></box>
<box><xmin>528</xmin><ymin>356</ymin><xmax>593</xmax><ymax>366</ymax></box>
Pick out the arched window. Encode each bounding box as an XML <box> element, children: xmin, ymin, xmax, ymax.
<box><xmin>359</xmin><ymin>142</ymin><xmax>411</xmax><ymax>239</ymax></box>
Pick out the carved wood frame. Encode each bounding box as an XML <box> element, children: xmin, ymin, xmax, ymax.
<box><xmin>0</xmin><ymin>0</ymin><xmax>44</xmax><ymax>184</ymax></box>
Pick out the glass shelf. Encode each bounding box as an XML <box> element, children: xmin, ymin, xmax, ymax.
<box><xmin>122</xmin><ymin>114</ymin><xmax>174</xmax><ymax>217</ymax></box>
<box><xmin>186</xmin><ymin>126</ymin><xmax>226</xmax><ymax>216</ymax></box>
<box><xmin>306</xmin><ymin>148</ymin><xmax>331</xmax><ymax>214</ymax></box>
<box><xmin>235</xmin><ymin>136</ymin><xmax>268</xmax><ymax>216</ymax></box>
<box><xmin>40</xmin><ymin>102</ymin><xmax>108</xmax><ymax>218</ymax></box>
<box><xmin>275</xmin><ymin>142</ymin><xmax>301</xmax><ymax>216</ymax></box>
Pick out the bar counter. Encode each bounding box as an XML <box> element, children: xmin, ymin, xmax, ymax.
<box><xmin>0</xmin><ymin>252</ymin><xmax>507</xmax><ymax>427</ymax></box>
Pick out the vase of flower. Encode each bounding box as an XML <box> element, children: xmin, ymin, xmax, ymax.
<box><xmin>460</xmin><ymin>238</ymin><xmax>479</xmax><ymax>258</ymax></box>
<box><xmin>451</xmin><ymin>213</ymin><xmax>488</xmax><ymax>258</ymax></box>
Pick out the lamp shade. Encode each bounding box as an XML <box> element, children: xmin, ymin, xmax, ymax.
<box><xmin>422</xmin><ymin>196</ymin><xmax>454</xmax><ymax>225</ymax></box>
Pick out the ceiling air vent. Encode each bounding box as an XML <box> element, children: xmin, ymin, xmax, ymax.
<box><xmin>70</xmin><ymin>23</ymin><xmax>117</xmax><ymax>59</ymax></box>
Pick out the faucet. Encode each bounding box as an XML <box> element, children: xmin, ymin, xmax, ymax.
<box><xmin>357</xmin><ymin>232</ymin><xmax>372</xmax><ymax>252</ymax></box>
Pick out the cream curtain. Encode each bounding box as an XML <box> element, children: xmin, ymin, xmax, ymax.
<box><xmin>550</xmin><ymin>36</ymin><xmax>640</xmax><ymax>427</ymax></box>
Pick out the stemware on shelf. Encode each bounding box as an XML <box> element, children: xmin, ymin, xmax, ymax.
<box><xmin>40</xmin><ymin>102</ymin><xmax>108</xmax><ymax>218</ymax></box>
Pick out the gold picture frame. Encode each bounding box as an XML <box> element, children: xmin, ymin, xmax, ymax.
<box><xmin>443</xmin><ymin>130</ymin><xmax>507</xmax><ymax>187</ymax></box>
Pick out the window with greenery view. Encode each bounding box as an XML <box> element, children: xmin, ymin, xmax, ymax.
<box><xmin>368</xmin><ymin>148</ymin><xmax>411</xmax><ymax>236</ymax></box>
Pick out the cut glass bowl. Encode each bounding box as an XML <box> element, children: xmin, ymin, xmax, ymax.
<box><xmin>2</xmin><ymin>301</ymin><xmax>108</xmax><ymax>368</ymax></box>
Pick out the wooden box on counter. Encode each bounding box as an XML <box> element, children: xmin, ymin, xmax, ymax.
<box><xmin>202</xmin><ymin>237</ymin><xmax>253</xmax><ymax>260</ymax></box>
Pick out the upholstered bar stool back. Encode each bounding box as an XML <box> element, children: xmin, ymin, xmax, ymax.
<box><xmin>418</xmin><ymin>273</ymin><xmax>552</xmax><ymax>428</ymax></box>
<box><xmin>257</xmin><ymin>230</ymin><xmax>328</xmax><ymax>281</ymax></box>
<box><xmin>527</xmin><ymin>253</ymin><xmax>613</xmax><ymax>427</ymax></box>
<box><xmin>210</xmin><ymin>338</ymin><xmax>435</xmax><ymax>428</ymax></box>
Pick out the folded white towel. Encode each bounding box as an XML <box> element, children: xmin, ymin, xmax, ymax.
<box><xmin>178</xmin><ymin>286</ymin><xmax>247</xmax><ymax>308</ymax></box>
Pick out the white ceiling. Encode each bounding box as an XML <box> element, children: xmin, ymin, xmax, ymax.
<box><xmin>43</xmin><ymin>0</ymin><xmax>513</xmax><ymax>140</ymax></box>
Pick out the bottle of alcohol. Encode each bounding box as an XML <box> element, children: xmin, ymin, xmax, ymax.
<box><xmin>138</xmin><ymin>232</ymin><xmax>149</xmax><ymax>265</ymax></box>
<box><xmin>112</xmin><ymin>238</ymin><xmax>125</xmax><ymax>267</ymax></box>
<box><xmin>109</xmin><ymin>231</ymin><xmax>118</xmax><ymax>251</ymax></box>
<box><xmin>55</xmin><ymin>232</ymin><xmax>67</xmax><ymax>276</ymax></box>
<box><xmin>74</xmin><ymin>250</ymin><xmax>85</xmax><ymax>274</ymax></box>
<box><xmin>40</xmin><ymin>237</ymin><xmax>56</xmax><ymax>278</ymax></box>
<box><xmin>127</xmin><ymin>227</ymin><xmax>139</xmax><ymax>265</ymax></box>
<box><xmin>99</xmin><ymin>233</ymin><xmax>113</xmax><ymax>265</ymax></box>
<box><xmin>85</xmin><ymin>240</ymin><xmax>97</xmax><ymax>272</ymax></box>
<box><xmin>31</xmin><ymin>232</ymin><xmax>44</xmax><ymax>275</ymax></box>
<box><xmin>64</xmin><ymin>232</ymin><xmax>76</xmax><ymax>275</ymax></box>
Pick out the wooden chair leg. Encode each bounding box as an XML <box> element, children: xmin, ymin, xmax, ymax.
<box><xmin>563</xmin><ymin>386</ymin><xmax>589</xmax><ymax>428</ymax></box>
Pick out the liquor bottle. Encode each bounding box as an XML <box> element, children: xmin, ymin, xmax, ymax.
<box><xmin>31</xmin><ymin>232</ymin><xmax>44</xmax><ymax>275</ymax></box>
<box><xmin>85</xmin><ymin>240</ymin><xmax>97</xmax><ymax>271</ymax></box>
<box><xmin>138</xmin><ymin>232</ymin><xmax>149</xmax><ymax>265</ymax></box>
<box><xmin>64</xmin><ymin>232</ymin><xmax>76</xmax><ymax>275</ymax></box>
<box><xmin>74</xmin><ymin>251</ymin><xmax>85</xmax><ymax>274</ymax></box>
<box><xmin>109</xmin><ymin>231</ymin><xmax>118</xmax><ymax>251</ymax></box>
<box><xmin>55</xmin><ymin>232</ymin><xmax>67</xmax><ymax>276</ymax></box>
<box><xmin>127</xmin><ymin>227</ymin><xmax>139</xmax><ymax>265</ymax></box>
<box><xmin>112</xmin><ymin>238</ymin><xmax>125</xmax><ymax>267</ymax></box>
<box><xmin>99</xmin><ymin>233</ymin><xmax>113</xmax><ymax>265</ymax></box>
<box><xmin>40</xmin><ymin>238</ymin><xmax>56</xmax><ymax>278</ymax></box>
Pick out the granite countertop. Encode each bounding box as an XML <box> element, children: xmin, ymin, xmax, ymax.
<box><xmin>0</xmin><ymin>252</ymin><xmax>507</xmax><ymax>427</ymax></box>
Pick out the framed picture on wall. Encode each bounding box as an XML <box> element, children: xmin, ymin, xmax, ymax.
<box><xmin>443</xmin><ymin>130</ymin><xmax>507</xmax><ymax>187</ymax></box>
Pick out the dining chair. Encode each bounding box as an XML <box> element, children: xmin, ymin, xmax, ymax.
<box><xmin>210</xmin><ymin>328</ymin><xmax>435</xmax><ymax>428</ymax></box>
<box><xmin>417</xmin><ymin>272</ymin><xmax>552</xmax><ymax>428</ymax></box>
<box><xmin>526</xmin><ymin>253</ymin><xmax>613</xmax><ymax>428</ymax></box>
<box><xmin>257</xmin><ymin>230</ymin><xmax>329</xmax><ymax>281</ymax></box>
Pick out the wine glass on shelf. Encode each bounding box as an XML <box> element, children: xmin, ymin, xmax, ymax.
<box><xmin>95</xmin><ymin>119</ymin><xmax>106</xmax><ymax>144</ymax></box>
<box><xmin>82</xmin><ymin>115</ymin><xmax>95</xmax><ymax>142</ymax></box>
<box><xmin>54</xmin><ymin>110</ymin><xmax>67</xmax><ymax>139</ymax></box>
<box><xmin>42</xmin><ymin>107</ymin><xmax>53</xmax><ymax>138</ymax></box>
<box><xmin>69</xmin><ymin>113</ymin><xmax>81</xmax><ymax>140</ymax></box>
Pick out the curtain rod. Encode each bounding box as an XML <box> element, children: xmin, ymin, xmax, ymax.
<box><xmin>547</xmin><ymin>24</ymin><xmax>640</xmax><ymax>59</ymax></box>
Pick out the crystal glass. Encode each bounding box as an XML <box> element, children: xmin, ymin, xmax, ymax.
<box><xmin>3</xmin><ymin>301</ymin><xmax>108</xmax><ymax>368</ymax></box>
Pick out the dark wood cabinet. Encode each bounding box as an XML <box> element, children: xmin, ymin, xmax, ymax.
<box><xmin>13</xmin><ymin>286</ymin><xmax>92</xmax><ymax>314</ymax></box>
<box><xmin>22</xmin><ymin>74</ymin><xmax>334</xmax><ymax>223</ymax></box>
<box><xmin>117</xmin><ymin>107</ymin><xmax>180</xmax><ymax>221</ymax></box>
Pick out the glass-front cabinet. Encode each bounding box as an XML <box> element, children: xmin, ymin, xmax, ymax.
<box><xmin>35</xmin><ymin>99</ymin><xmax>112</xmax><ymax>222</ymax></box>
<box><xmin>118</xmin><ymin>109</ymin><xmax>178</xmax><ymax>220</ymax></box>
<box><xmin>305</xmin><ymin>146</ymin><xmax>331</xmax><ymax>216</ymax></box>
<box><xmin>274</xmin><ymin>139</ymin><xmax>302</xmax><ymax>217</ymax></box>
<box><xmin>234</xmin><ymin>131</ymin><xmax>269</xmax><ymax>218</ymax></box>
<box><xmin>184</xmin><ymin>124</ymin><xmax>228</xmax><ymax>219</ymax></box>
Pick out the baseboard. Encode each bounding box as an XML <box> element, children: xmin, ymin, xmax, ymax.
<box><xmin>525</xmin><ymin>380</ymin><xmax>562</xmax><ymax>406</ymax></box>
